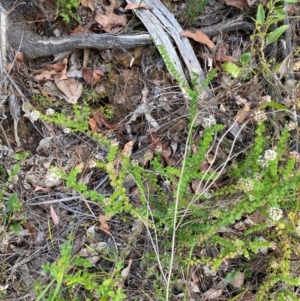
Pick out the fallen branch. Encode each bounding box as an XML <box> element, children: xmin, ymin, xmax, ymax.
<box><xmin>7</xmin><ymin>29</ymin><xmax>153</xmax><ymax>59</ymax></box>
<box><xmin>1</xmin><ymin>0</ymin><xmax>152</xmax><ymax>59</ymax></box>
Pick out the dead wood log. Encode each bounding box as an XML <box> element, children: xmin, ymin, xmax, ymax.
<box><xmin>7</xmin><ymin>28</ymin><xmax>153</xmax><ymax>59</ymax></box>
<box><xmin>1</xmin><ymin>0</ymin><xmax>152</xmax><ymax>59</ymax></box>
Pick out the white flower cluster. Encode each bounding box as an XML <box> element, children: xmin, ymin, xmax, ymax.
<box><xmin>264</xmin><ymin>149</ymin><xmax>277</xmax><ymax>161</ymax></box>
<box><xmin>248</xmin><ymin>194</ymin><xmax>255</xmax><ymax>201</ymax></box>
<box><xmin>68</xmin><ymin>96</ymin><xmax>78</xmax><ymax>104</ymax></box>
<box><xmin>258</xmin><ymin>149</ymin><xmax>277</xmax><ymax>168</ymax></box>
<box><xmin>253</xmin><ymin>172</ymin><xmax>263</xmax><ymax>181</ymax></box>
<box><xmin>203</xmin><ymin>191</ymin><xmax>213</xmax><ymax>199</ymax></box>
<box><xmin>94</xmin><ymin>152</ymin><xmax>104</xmax><ymax>161</ymax></box>
<box><xmin>131</xmin><ymin>159</ymin><xmax>139</xmax><ymax>166</ymax></box>
<box><xmin>110</xmin><ymin>139</ymin><xmax>119</xmax><ymax>146</ymax></box>
<box><xmin>89</xmin><ymin>160</ymin><xmax>96</xmax><ymax>168</ymax></box>
<box><xmin>269</xmin><ymin>207</ymin><xmax>283</xmax><ymax>221</ymax></box>
<box><xmin>254</xmin><ymin>110</ymin><xmax>267</xmax><ymax>123</ymax></box>
<box><xmin>289</xmin><ymin>151</ymin><xmax>300</xmax><ymax>162</ymax></box>
<box><xmin>46</xmin><ymin>108</ymin><xmax>55</xmax><ymax>116</ymax></box>
<box><xmin>295</xmin><ymin>222</ymin><xmax>300</xmax><ymax>236</ymax></box>
<box><xmin>30</xmin><ymin>110</ymin><xmax>40</xmax><ymax>122</ymax></box>
<box><xmin>63</xmin><ymin>128</ymin><xmax>71</xmax><ymax>134</ymax></box>
<box><xmin>155</xmin><ymin>145</ymin><xmax>162</xmax><ymax>153</ymax></box>
<box><xmin>238</xmin><ymin>178</ymin><xmax>254</xmax><ymax>191</ymax></box>
<box><xmin>45</xmin><ymin>167</ymin><xmax>61</xmax><ymax>186</ymax></box>
<box><xmin>203</xmin><ymin>115</ymin><xmax>216</xmax><ymax>128</ymax></box>
<box><xmin>257</xmin><ymin>156</ymin><xmax>268</xmax><ymax>168</ymax></box>
<box><xmin>286</xmin><ymin>121</ymin><xmax>296</xmax><ymax>131</ymax></box>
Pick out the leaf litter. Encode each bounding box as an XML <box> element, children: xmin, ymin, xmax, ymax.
<box><xmin>1</xmin><ymin>0</ymin><xmax>300</xmax><ymax>300</ymax></box>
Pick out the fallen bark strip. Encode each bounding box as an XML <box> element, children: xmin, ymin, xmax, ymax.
<box><xmin>127</xmin><ymin>0</ymin><xmax>187</xmax><ymax>86</ymax></box>
<box><xmin>125</xmin><ymin>0</ymin><xmax>212</xmax><ymax>98</ymax></box>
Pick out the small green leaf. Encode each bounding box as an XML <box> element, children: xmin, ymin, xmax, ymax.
<box><xmin>239</xmin><ymin>53</ymin><xmax>251</xmax><ymax>65</ymax></box>
<box><xmin>12</xmin><ymin>164</ymin><xmax>20</xmax><ymax>174</ymax></box>
<box><xmin>8</xmin><ymin>192</ymin><xmax>18</xmax><ymax>203</ymax></box>
<box><xmin>13</xmin><ymin>152</ymin><xmax>28</xmax><ymax>161</ymax></box>
<box><xmin>274</xmin><ymin>8</ymin><xmax>286</xmax><ymax>17</ymax></box>
<box><xmin>222</xmin><ymin>62</ymin><xmax>242</xmax><ymax>78</ymax></box>
<box><xmin>256</xmin><ymin>5</ymin><xmax>265</xmax><ymax>24</ymax></box>
<box><xmin>259</xmin><ymin>101</ymin><xmax>287</xmax><ymax>110</ymax></box>
<box><xmin>225</xmin><ymin>270</ymin><xmax>241</xmax><ymax>282</ymax></box>
<box><xmin>266</xmin><ymin>25</ymin><xmax>289</xmax><ymax>45</ymax></box>
<box><xmin>284</xmin><ymin>0</ymin><xmax>297</xmax><ymax>3</ymax></box>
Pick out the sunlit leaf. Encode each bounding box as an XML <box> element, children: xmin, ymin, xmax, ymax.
<box><xmin>222</xmin><ymin>62</ymin><xmax>242</xmax><ymax>78</ymax></box>
<box><xmin>266</xmin><ymin>25</ymin><xmax>289</xmax><ymax>45</ymax></box>
<box><xmin>256</xmin><ymin>4</ymin><xmax>265</xmax><ymax>24</ymax></box>
<box><xmin>259</xmin><ymin>101</ymin><xmax>287</xmax><ymax>110</ymax></box>
<box><xmin>239</xmin><ymin>53</ymin><xmax>251</xmax><ymax>65</ymax></box>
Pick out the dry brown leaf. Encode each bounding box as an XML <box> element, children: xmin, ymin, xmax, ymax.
<box><xmin>124</xmin><ymin>3</ymin><xmax>152</xmax><ymax>10</ymax></box>
<box><xmin>23</xmin><ymin>222</ymin><xmax>37</xmax><ymax>241</ymax></box>
<box><xmin>94</xmin><ymin>11</ymin><xmax>127</xmax><ymax>33</ymax></box>
<box><xmin>120</xmin><ymin>140</ymin><xmax>134</xmax><ymax>157</ymax></box>
<box><xmin>248</xmin><ymin>211</ymin><xmax>267</xmax><ymax>224</ymax></box>
<box><xmin>113</xmin><ymin>140</ymin><xmax>134</xmax><ymax>166</ymax></box>
<box><xmin>78</xmin><ymin>0</ymin><xmax>94</xmax><ymax>10</ymax></box>
<box><xmin>215</xmin><ymin>43</ymin><xmax>238</xmax><ymax>62</ymax></box>
<box><xmin>121</xmin><ymin>258</ymin><xmax>132</xmax><ymax>279</ymax></box>
<box><xmin>191</xmin><ymin>280</ymin><xmax>200</xmax><ymax>293</ymax></box>
<box><xmin>92</xmin><ymin>111</ymin><xmax>119</xmax><ymax>130</ymax></box>
<box><xmin>200</xmin><ymin>161</ymin><xmax>215</xmax><ymax>173</ymax></box>
<box><xmin>59</xmin><ymin>58</ymin><xmax>68</xmax><ymax>80</ymax></box>
<box><xmin>54</xmin><ymin>77</ymin><xmax>83</xmax><ymax>103</ymax></box>
<box><xmin>91</xmin><ymin>111</ymin><xmax>103</xmax><ymax>128</ymax></box>
<box><xmin>129</xmin><ymin>188</ymin><xmax>142</xmax><ymax>206</ymax></box>
<box><xmin>83</xmin><ymin>48</ymin><xmax>90</xmax><ymax>68</ymax></box>
<box><xmin>95</xmin><ymin>84</ymin><xmax>106</xmax><ymax>94</ymax></box>
<box><xmin>82</xmin><ymin>68</ymin><xmax>96</xmax><ymax>85</ymax></box>
<box><xmin>191</xmin><ymin>271</ymin><xmax>200</xmax><ymax>292</ymax></box>
<box><xmin>89</xmin><ymin>118</ymin><xmax>99</xmax><ymax>133</ymax></box>
<box><xmin>15</xmin><ymin>147</ymin><xmax>26</xmax><ymax>153</ymax></box>
<box><xmin>50</xmin><ymin>205</ymin><xmax>60</xmax><ymax>225</ymax></box>
<box><xmin>35</xmin><ymin>70</ymin><xmax>57</xmax><ymax>81</ymax></box>
<box><xmin>75</xmin><ymin>162</ymin><xmax>85</xmax><ymax>172</ymax></box>
<box><xmin>191</xmin><ymin>180</ymin><xmax>205</xmax><ymax>195</ymax></box>
<box><xmin>34</xmin><ymin>185</ymin><xmax>50</xmax><ymax>192</ymax></box>
<box><xmin>234</xmin><ymin>103</ymin><xmax>251</xmax><ymax>123</ymax></box>
<box><xmin>202</xmin><ymin>288</ymin><xmax>223</xmax><ymax>300</ymax></box>
<box><xmin>180</xmin><ymin>30</ymin><xmax>215</xmax><ymax>49</ymax></box>
<box><xmin>48</xmin><ymin>63</ymin><xmax>66</xmax><ymax>72</ymax></box>
<box><xmin>94</xmin><ymin>69</ymin><xmax>105</xmax><ymax>77</ymax></box>
<box><xmin>99</xmin><ymin>214</ymin><xmax>110</xmax><ymax>233</ymax></box>
<box><xmin>245</xmin><ymin>0</ymin><xmax>253</xmax><ymax>7</ymax></box>
<box><xmin>225</xmin><ymin>0</ymin><xmax>246</xmax><ymax>10</ymax></box>
<box><xmin>71</xmin><ymin>25</ymin><xmax>89</xmax><ymax>34</ymax></box>
<box><xmin>147</xmin><ymin>133</ymin><xmax>164</xmax><ymax>152</ymax></box>
<box><xmin>82</xmin><ymin>68</ymin><xmax>104</xmax><ymax>85</ymax></box>
<box><xmin>16</xmin><ymin>51</ymin><xmax>24</xmax><ymax>63</ymax></box>
<box><xmin>74</xmin><ymin>145</ymin><xmax>84</xmax><ymax>159</ymax></box>
<box><xmin>229</xmin><ymin>272</ymin><xmax>245</xmax><ymax>288</ymax></box>
<box><xmin>162</xmin><ymin>147</ymin><xmax>176</xmax><ymax>166</ymax></box>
